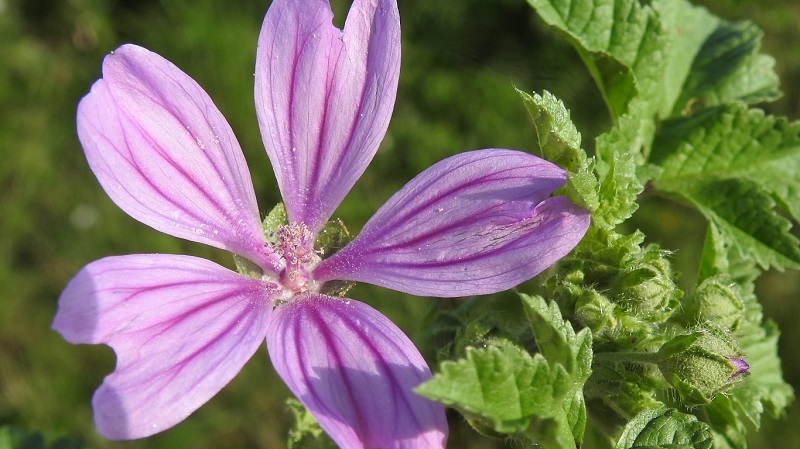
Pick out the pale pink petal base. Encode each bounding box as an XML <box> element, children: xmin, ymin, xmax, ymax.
<box><xmin>314</xmin><ymin>149</ymin><xmax>591</xmax><ymax>296</ymax></box>
<box><xmin>266</xmin><ymin>294</ymin><xmax>447</xmax><ymax>449</ymax></box>
<box><xmin>53</xmin><ymin>254</ymin><xmax>277</xmax><ymax>439</ymax></box>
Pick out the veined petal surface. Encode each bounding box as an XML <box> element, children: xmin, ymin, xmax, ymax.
<box><xmin>255</xmin><ymin>0</ymin><xmax>401</xmax><ymax>235</ymax></box>
<box><xmin>78</xmin><ymin>44</ymin><xmax>274</xmax><ymax>270</ymax></box>
<box><xmin>314</xmin><ymin>149</ymin><xmax>591</xmax><ymax>296</ymax></box>
<box><xmin>266</xmin><ymin>294</ymin><xmax>447</xmax><ymax>449</ymax></box>
<box><xmin>52</xmin><ymin>254</ymin><xmax>277</xmax><ymax>439</ymax></box>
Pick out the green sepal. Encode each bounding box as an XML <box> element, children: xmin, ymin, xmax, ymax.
<box><xmin>314</xmin><ymin>218</ymin><xmax>351</xmax><ymax>258</ymax></box>
<box><xmin>421</xmin><ymin>295</ymin><xmax>535</xmax><ymax>365</ymax></box>
<box><xmin>232</xmin><ymin>202</ymin><xmax>288</xmax><ymax>278</ymax></box>
<box><xmin>233</xmin><ymin>253</ymin><xmax>262</xmax><ymax>279</ymax></box>
<box><xmin>314</xmin><ymin>217</ymin><xmax>355</xmax><ymax>296</ymax></box>
<box><xmin>262</xmin><ymin>202</ymin><xmax>289</xmax><ymax>238</ymax></box>
<box><xmin>548</xmin><ymin>228</ymin><xmax>681</xmax><ymax>332</ymax></box>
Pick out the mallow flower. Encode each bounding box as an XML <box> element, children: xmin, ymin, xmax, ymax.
<box><xmin>52</xmin><ymin>0</ymin><xmax>590</xmax><ymax>447</ymax></box>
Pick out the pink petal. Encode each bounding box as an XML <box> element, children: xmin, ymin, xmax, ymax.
<box><xmin>255</xmin><ymin>0</ymin><xmax>401</xmax><ymax>234</ymax></box>
<box><xmin>78</xmin><ymin>44</ymin><xmax>275</xmax><ymax>270</ymax></box>
<box><xmin>52</xmin><ymin>254</ymin><xmax>277</xmax><ymax>439</ymax></box>
<box><xmin>314</xmin><ymin>149</ymin><xmax>590</xmax><ymax>296</ymax></box>
<box><xmin>267</xmin><ymin>294</ymin><xmax>447</xmax><ymax>449</ymax></box>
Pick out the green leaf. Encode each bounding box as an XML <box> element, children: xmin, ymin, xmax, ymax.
<box><xmin>521</xmin><ymin>293</ymin><xmax>592</xmax><ymax>380</ymax></box>
<box><xmin>416</xmin><ymin>339</ymin><xmax>566</xmax><ymax>434</ymax></box>
<box><xmin>674</xmin><ymin>20</ymin><xmax>780</xmax><ymax>116</ymax></box>
<box><xmin>523</xmin><ymin>391</ymin><xmax>589</xmax><ymax>449</ymax></box>
<box><xmin>698</xmin><ymin>223</ymin><xmax>760</xmax><ymax>290</ymax></box>
<box><xmin>418</xmin><ymin>295</ymin><xmax>593</xmax><ymax>447</ymax></box>
<box><xmin>528</xmin><ymin>0</ymin><xmax>779</xmax><ymax>121</ymax></box>
<box><xmin>655</xmin><ymin>105</ymin><xmax>800</xmax><ymax>220</ymax></box>
<box><xmin>672</xmin><ymin>178</ymin><xmax>800</xmax><ymax>270</ymax></box>
<box><xmin>521</xmin><ymin>294</ymin><xmax>593</xmax><ymax>447</ymax></box>
<box><xmin>614</xmin><ymin>407</ymin><xmax>713</xmax><ymax>449</ymax></box>
<box><xmin>593</xmin><ymin>150</ymin><xmax>642</xmax><ymax>229</ymax></box>
<box><xmin>653</xmin><ymin>105</ymin><xmax>800</xmax><ymax>269</ymax></box>
<box><xmin>697</xmin><ymin>224</ymin><xmax>728</xmax><ymax>283</ymax></box>
<box><xmin>518</xmin><ymin>89</ymin><xmax>583</xmax><ymax>170</ymax></box>
<box><xmin>704</xmin><ymin>395</ymin><xmax>747</xmax><ymax>449</ymax></box>
<box><xmin>518</xmin><ymin>89</ymin><xmax>600</xmax><ymax>213</ymax></box>
<box><xmin>595</xmin><ymin>96</ymin><xmax>651</xmax><ymax>169</ymax></box>
<box><xmin>527</xmin><ymin>0</ymin><xmax>666</xmax><ymax>120</ymax></box>
<box><xmin>653</xmin><ymin>0</ymin><xmax>719</xmax><ymax>118</ymax></box>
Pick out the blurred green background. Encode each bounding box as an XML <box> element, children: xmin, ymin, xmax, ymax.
<box><xmin>1</xmin><ymin>0</ymin><xmax>798</xmax><ymax>447</ymax></box>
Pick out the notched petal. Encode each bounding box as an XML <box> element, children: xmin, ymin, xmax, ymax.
<box><xmin>266</xmin><ymin>294</ymin><xmax>447</xmax><ymax>449</ymax></box>
<box><xmin>314</xmin><ymin>149</ymin><xmax>591</xmax><ymax>296</ymax></box>
<box><xmin>255</xmin><ymin>0</ymin><xmax>401</xmax><ymax>234</ymax></box>
<box><xmin>53</xmin><ymin>254</ymin><xmax>277</xmax><ymax>439</ymax></box>
<box><xmin>79</xmin><ymin>44</ymin><xmax>274</xmax><ymax>269</ymax></box>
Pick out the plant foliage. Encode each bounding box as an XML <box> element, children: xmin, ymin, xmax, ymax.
<box><xmin>418</xmin><ymin>0</ymin><xmax>795</xmax><ymax>447</ymax></box>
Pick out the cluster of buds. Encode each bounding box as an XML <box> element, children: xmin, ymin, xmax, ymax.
<box><xmin>548</xmin><ymin>229</ymin><xmax>751</xmax><ymax>411</ymax></box>
<box><xmin>546</xmin><ymin>230</ymin><xmax>680</xmax><ymax>343</ymax></box>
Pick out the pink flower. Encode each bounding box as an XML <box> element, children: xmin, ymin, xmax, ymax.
<box><xmin>53</xmin><ymin>0</ymin><xmax>590</xmax><ymax>447</ymax></box>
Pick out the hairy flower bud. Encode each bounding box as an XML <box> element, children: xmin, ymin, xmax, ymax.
<box><xmin>575</xmin><ymin>289</ymin><xmax>617</xmax><ymax>332</ymax></box>
<box><xmin>656</xmin><ymin>326</ymin><xmax>749</xmax><ymax>406</ymax></box>
<box><xmin>682</xmin><ymin>276</ymin><xmax>745</xmax><ymax>331</ymax></box>
<box><xmin>611</xmin><ymin>247</ymin><xmax>680</xmax><ymax>321</ymax></box>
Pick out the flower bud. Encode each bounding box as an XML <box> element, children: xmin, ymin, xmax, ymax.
<box><xmin>611</xmin><ymin>248</ymin><xmax>680</xmax><ymax>321</ymax></box>
<box><xmin>682</xmin><ymin>276</ymin><xmax>745</xmax><ymax>331</ymax></box>
<box><xmin>656</xmin><ymin>326</ymin><xmax>749</xmax><ymax>406</ymax></box>
<box><xmin>574</xmin><ymin>289</ymin><xmax>617</xmax><ymax>333</ymax></box>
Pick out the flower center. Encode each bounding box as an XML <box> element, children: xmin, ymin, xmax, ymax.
<box><xmin>269</xmin><ymin>222</ymin><xmax>321</xmax><ymax>296</ymax></box>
